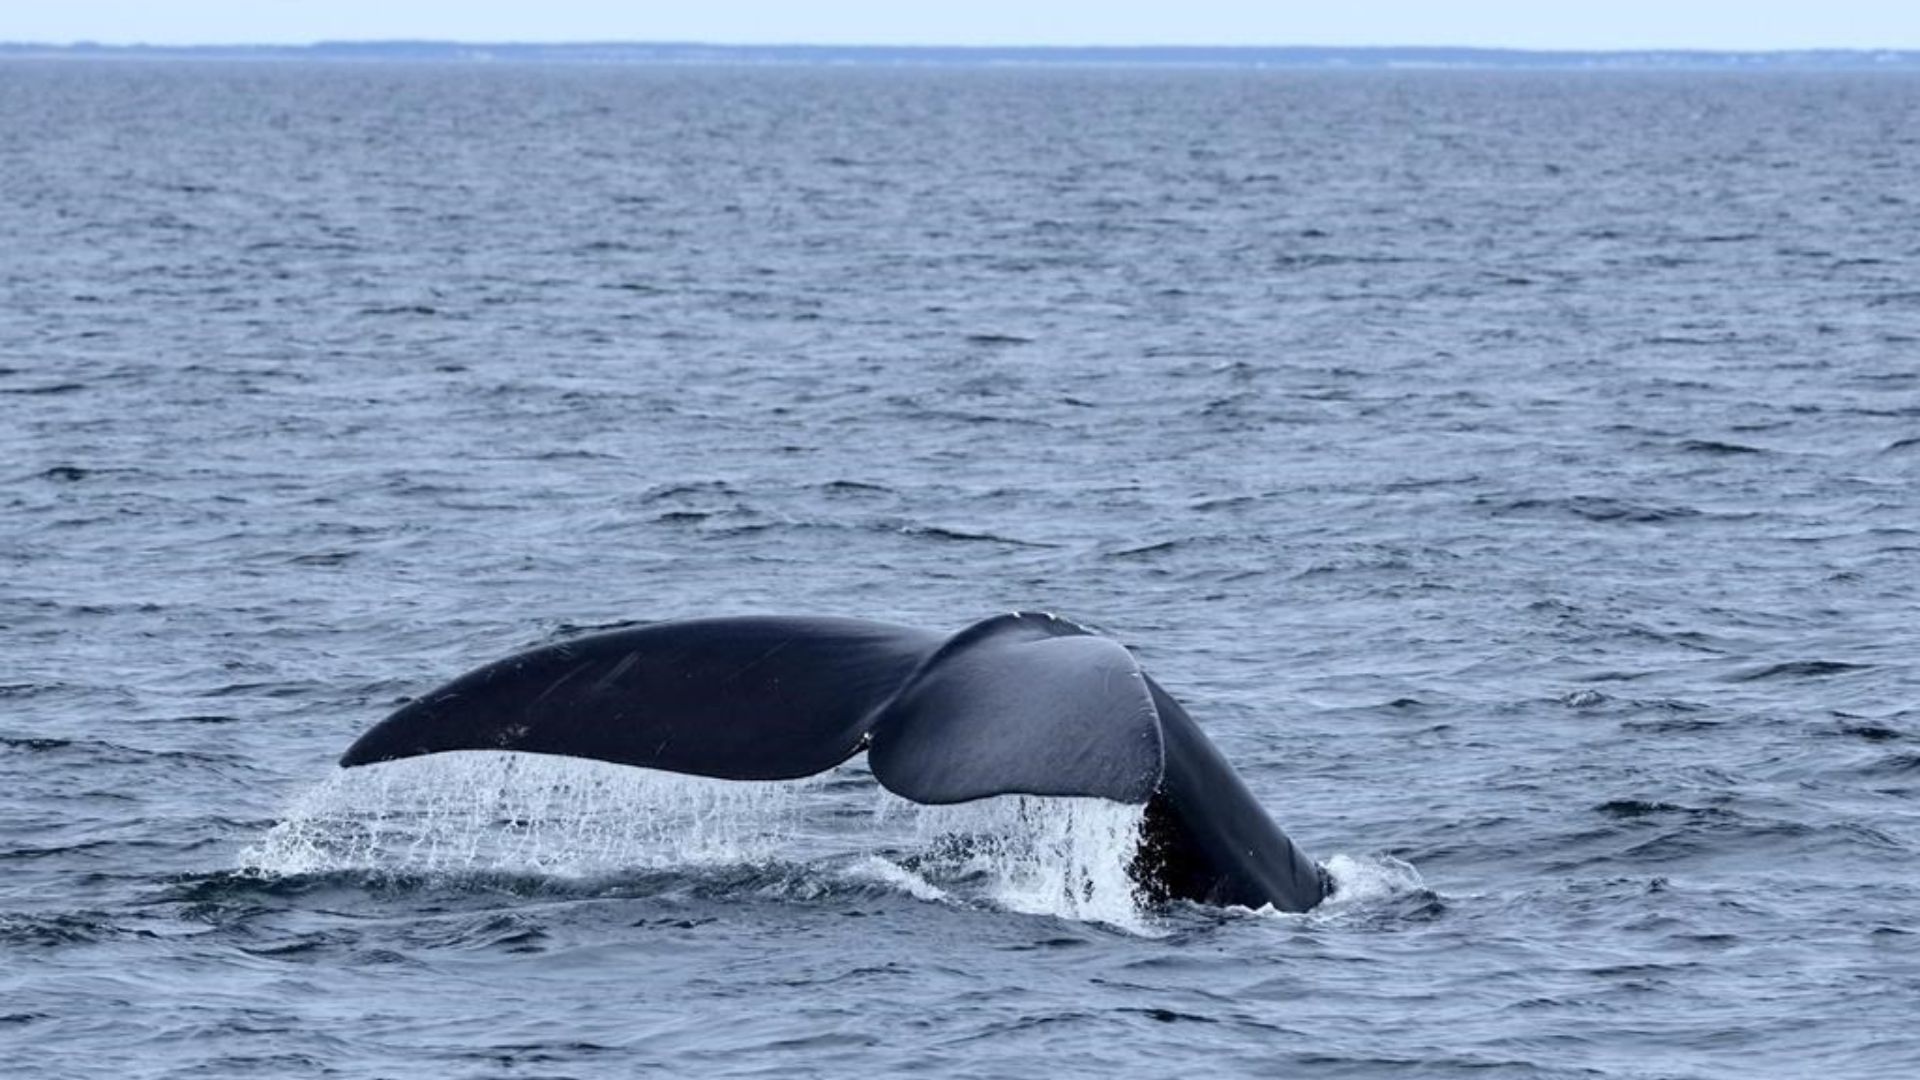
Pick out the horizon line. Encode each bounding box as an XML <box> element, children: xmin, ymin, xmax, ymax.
<box><xmin>5</xmin><ymin>40</ymin><xmax>1920</xmax><ymax>55</ymax></box>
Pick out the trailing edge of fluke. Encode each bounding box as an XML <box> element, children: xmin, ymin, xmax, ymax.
<box><xmin>339</xmin><ymin>611</ymin><xmax>1329</xmax><ymax>912</ymax></box>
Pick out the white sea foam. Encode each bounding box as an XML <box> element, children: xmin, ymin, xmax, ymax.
<box><xmin>1317</xmin><ymin>852</ymin><xmax>1428</xmax><ymax>909</ymax></box>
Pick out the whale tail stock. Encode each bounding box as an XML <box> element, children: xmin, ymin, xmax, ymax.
<box><xmin>339</xmin><ymin>611</ymin><xmax>1327</xmax><ymax>912</ymax></box>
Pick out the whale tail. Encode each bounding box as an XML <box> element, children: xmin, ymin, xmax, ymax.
<box><xmin>339</xmin><ymin>610</ymin><xmax>1326</xmax><ymax>913</ymax></box>
<box><xmin>340</xmin><ymin>612</ymin><xmax>1164</xmax><ymax>805</ymax></box>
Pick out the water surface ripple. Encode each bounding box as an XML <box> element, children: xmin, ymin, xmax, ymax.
<box><xmin>3</xmin><ymin>63</ymin><xmax>1918</xmax><ymax>1079</ymax></box>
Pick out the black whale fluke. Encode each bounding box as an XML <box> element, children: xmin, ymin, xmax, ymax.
<box><xmin>339</xmin><ymin>612</ymin><xmax>1328</xmax><ymax>913</ymax></box>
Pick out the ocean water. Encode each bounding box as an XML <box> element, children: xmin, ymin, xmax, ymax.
<box><xmin>3</xmin><ymin>61</ymin><xmax>1918</xmax><ymax>1078</ymax></box>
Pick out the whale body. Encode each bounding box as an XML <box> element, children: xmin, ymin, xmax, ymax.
<box><xmin>339</xmin><ymin>611</ymin><xmax>1328</xmax><ymax>912</ymax></box>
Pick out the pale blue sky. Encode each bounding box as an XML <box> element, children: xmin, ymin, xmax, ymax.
<box><xmin>5</xmin><ymin>1</ymin><xmax>1919</xmax><ymax>50</ymax></box>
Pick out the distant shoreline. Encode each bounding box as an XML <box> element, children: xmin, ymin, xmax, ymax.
<box><xmin>2</xmin><ymin>41</ymin><xmax>1918</xmax><ymax>70</ymax></box>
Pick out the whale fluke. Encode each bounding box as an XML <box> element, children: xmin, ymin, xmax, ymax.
<box><xmin>339</xmin><ymin>611</ymin><xmax>1327</xmax><ymax>912</ymax></box>
<box><xmin>865</xmin><ymin>612</ymin><xmax>1162</xmax><ymax>805</ymax></box>
<box><xmin>340</xmin><ymin>616</ymin><xmax>939</xmax><ymax>780</ymax></box>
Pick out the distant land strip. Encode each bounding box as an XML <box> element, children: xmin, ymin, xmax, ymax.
<box><xmin>2</xmin><ymin>42</ymin><xmax>1919</xmax><ymax>69</ymax></box>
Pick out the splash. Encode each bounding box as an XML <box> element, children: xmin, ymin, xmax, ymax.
<box><xmin>238</xmin><ymin>752</ymin><xmax>825</xmax><ymax>877</ymax></box>
<box><xmin>240</xmin><ymin>752</ymin><xmax>1157</xmax><ymax>929</ymax></box>
<box><xmin>887</xmin><ymin>792</ymin><xmax>1152</xmax><ymax>932</ymax></box>
<box><xmin>840</xmin><ymin>854</ymin><xmax>949</xmax><ymax>903</ymax></box>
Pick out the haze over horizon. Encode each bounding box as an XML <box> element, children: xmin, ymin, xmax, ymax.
<box><xmin>5</xmin><ymin>0</ymin><xmax>1920</xmax><ymax>52</ymax></box>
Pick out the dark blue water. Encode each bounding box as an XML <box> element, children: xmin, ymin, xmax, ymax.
<box><xmin>3</xmin><ymin>61</ymin><xmax>1919</xmax><ymax>1078</ymax></box>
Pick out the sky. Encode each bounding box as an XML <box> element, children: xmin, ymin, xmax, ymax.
<box><xmin>4</xmin><ymin>1</ymin><xmax>1919</xmax><ymax>51</ymax></box>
